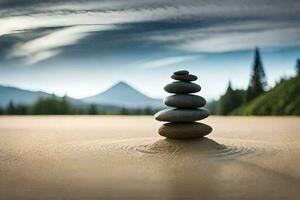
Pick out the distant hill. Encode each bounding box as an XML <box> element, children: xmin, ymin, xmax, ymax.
<box><xmin>0</xmin><ymin>82</ymin><xmax>163</xmax><ymax>109</ymax></box>
<box><xmin>0</xmin><ymin>85</ymin><xmax>95</xmax><ymax>109</ymax></box>
<box><xmin>82</xmin><ymin>81</ymin><xmax>163</xmax><ymax>108</ymax></box>
<box><xmin>0</xmin><ymin>85</ymin><xmax>51</xmax><ymax>107</ymax></box>
<box><xmin>232</xmin><ymin>75</ymin><xmax>300</xmax><ymax>115</ymax></box>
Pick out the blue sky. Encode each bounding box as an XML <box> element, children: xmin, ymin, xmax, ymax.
<box><xmin>0</xmin><ymin>0</ymin><xmax>299</xmax><ymax>100</ymax></box>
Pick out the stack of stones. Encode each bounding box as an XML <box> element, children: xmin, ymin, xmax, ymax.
<box><xmin>154</xmin><ymin>70</ymin><xmax>212</xmax><ymax>139</ymax></box>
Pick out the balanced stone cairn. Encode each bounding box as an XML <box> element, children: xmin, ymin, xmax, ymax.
<box><xmin>154</xmin><ymin>70</ymin><xmax>212</xmax><ymax>139</ymax></box>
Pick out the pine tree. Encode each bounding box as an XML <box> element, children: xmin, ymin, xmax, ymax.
<box><xmin>88</xmin><ymin>104</ymin><xmax>98</xmax><ymax>115</ymax></box>
<box><xmin>217</xmin><ymin>81</ymin><xmax>234</xmax><ymax>115</ymax></box>
<box><xmin>61</xmin><ymin>96</ymin><xmax>73</xmax><ymax>114</ymax></box>
<box><xmin>296</xmin><ymin>58</ymin><xmax>300</xmax><ymax>75</ymax></box>
<box><xmin>217</xmin><ymin>81</ymin><xmax>246</xmax><ymax>115</ymax></box>
<box><xmin>15</xmin><ymin>104</ymin><xmax>28</xmax><ymax>115</ymax></box>
<box><xmin>6</xmin><ymin>101</ymin><xmax>16</xmax><ymax>115</ymax></box>
<box><xmin>246</xmin><ymin>47</ymin><xmax>267</xmax><ymax>102</ymax></box>
<box><xmin>120</xmin><ymin>107</ymin><xmax>128</xmax><ymax>115</ymax></box>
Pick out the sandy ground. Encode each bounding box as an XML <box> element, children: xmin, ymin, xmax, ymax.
<box><xmin>0</xmin><ymin>116</ymin><xmax>299</xmax><ymax>199</ymax></box>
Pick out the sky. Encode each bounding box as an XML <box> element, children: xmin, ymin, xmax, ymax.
<box><xmin>0</xmin><ymin>0</ymin><xmax>299</xmax><ymax>100</ymax></box>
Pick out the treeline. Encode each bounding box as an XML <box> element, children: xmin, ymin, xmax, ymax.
<box><xmin>215</xmin><ymin>48</ymin><xmax>300</xmax><ymax>115</ymax></box>
<box><xmin>232</xmin><ymin>75</ymin><xmax>300</xmax><ymax>115</ymax></box>
<box><xmin>0</xmin><ymin>95</ymin><xmax>159</xmax><ymax>115</ymax></box>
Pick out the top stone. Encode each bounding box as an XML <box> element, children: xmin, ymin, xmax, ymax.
<box><xmin>174</xmin><ymin>70</ymin><xmax>189</xmax><ymax>75</ymax></box>
<box><xmin>171</xmin><ymin>74</ymin><xmax>197</xmax><ymax>82</ymax></box>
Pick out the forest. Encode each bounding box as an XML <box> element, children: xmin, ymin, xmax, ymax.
<box><xmin>0</xmin><ymin>95</ymin><xmax>159</xmax><ymax>115</ymax></box>
<box><xmin>214</xmin><ymin>48</ymin><xmax>300</xmax><ymax>115</ymax></box>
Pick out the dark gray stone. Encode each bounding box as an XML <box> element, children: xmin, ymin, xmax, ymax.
<box><xmin>164</xmin><ymin>94</ymin><xmax>206</xmax><ymax>108</ymax></box>
<box><xmin>171</xmin><ymin>74</ymin><xmax>197</xmax><ymax>82</ymax></box>
<box><xmin>164</xmin><ymin>81</ymin><xmax>201</xmax><ymax>94</ymax></box>
<box><xmin>159</xmin><ymin>122</ymin><xmax>212</xmax><ymax>139</ymax></box>
<box><xmin>174</xmin><ymin>70</ymin><xmax>189</xmax><ymax>75</ymax></box>
<box><xmin>154</xmin><ymin>108</ymin><xmax>209</xmax><ymax>122</ymax></box>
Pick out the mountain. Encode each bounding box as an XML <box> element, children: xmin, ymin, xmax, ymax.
<box><xmin>0</xmin><ymin>85</ymin><xmax>51</xmax><ymax>107</ymax></box>
<box><xmin>0</xmin><ymin>81</ymin><xmax>164</xmax><ymax>109</ymax></box>
<box><xmin>0</xmin><ymin>85</ymin><xmax>87</xmax><ymax>108</ymax></box>
<box><xmin>231</xmin><ymin>74</ymin><xmax>300</xmax><ymax>115</ymax></box>
<box><xmin>82</xmin><ymin>81</ymin><xmax>163</xmax><ymax>108</ymax></box>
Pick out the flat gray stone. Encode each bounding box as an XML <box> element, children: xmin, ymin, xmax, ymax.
<box><xmin>164</xmin><ymin>94</ymin><xmax>206</xmax><ymax>108</ymax></box>
<box><xmin>159</xmin><ymin>122</ymin><xmax>212</xmax><ymax>139</ymax></box>
<box><xmin>171</xmin><ymin>74</ymin><xmax>197</xmax><ymax>82</ymax></box>
<box><xmin>174</xmin><ymin>70</ymin><xmax>189</xmax><ymax>75</ymax></box>
<box><xmin>164</xmin><ymin>81</ymin><xmax>201</xmax><ymax>94</ymax></box>
<box><xmin>155</xmin><ymin>108</ymin><xmax>209</xmax><ymax>122</ymax></box>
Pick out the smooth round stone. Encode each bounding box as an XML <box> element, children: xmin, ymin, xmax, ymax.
<box><xmin>174</xmin><ymin>70</ymin><xmax>189</xmax><ymax>75</ymax></box>
<box><xmin>164</xmin><ymin>94</ymin><xmax>206</xmax><ymax>108</ymax></box>
<box><xmin>159</xmin><ymin>122</ymin><xmax>212</xmax><ymax>139</ymax></box>
<box><xmin>154</xmin><ymin>108</ymin><xmax>209</xmax><ymax>122</ymax></box>
<box><xmin>164</xmin><ymin>81</ymin><xmax>201</xmax><ymax>94</ymax></box>
<box><xmin>171</xmin><ymin>74</ymin><xmax>197</xmax><ymax>82</ymax></box>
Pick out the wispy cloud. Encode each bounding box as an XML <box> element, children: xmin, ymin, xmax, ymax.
<box><xmin>141</xmin><ymin>55</ymin><xmax>200</xmax><ymax>69</ymax></box>
<box><xmin>150</xmin><ymin>21</ymin><xmax>300</xmax><ymax>53</ymax></box>
<box><xmin>26</xmin><ymin>50</ymin><xmax>61</xmax><ymax>65</ymax></box>
<box><xmin>174</xmin><ymin>28</ymin><xmax>300</xmax><ymax>53</ymax></box>
<box><xmin>0</xmin><ymin>4</ymin><xmax>206</xmax><ymax>64</ymax></box>
<box><xmin>0</xmin><ymin>5</ymin><xmax>201</xmax><ymax>37</ymax></box>
<box><xmin>9</xmin><ymin>25</ymin><xmax>117</xmax><ymax>64</ymax></box>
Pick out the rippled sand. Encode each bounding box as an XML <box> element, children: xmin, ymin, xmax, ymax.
<box><xmin>0</xmin><ymin>116</ymin><xmax>299</xmax><ymax>199</ymax></box>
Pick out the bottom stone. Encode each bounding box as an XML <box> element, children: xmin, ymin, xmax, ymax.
<box><xmin>159</xmin><ymin>122</ymin><xmax>212</xmax><ymax>139</ymax></box>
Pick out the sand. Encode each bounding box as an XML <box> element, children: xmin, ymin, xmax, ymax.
<box><xmin>0</xmin><ymin>116</ymin><xmax>299</xmax><ymax>199</ymax></box>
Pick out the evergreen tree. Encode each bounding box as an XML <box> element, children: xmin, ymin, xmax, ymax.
<box><xmin>6</xmin><ymin>101</ymin><xmax>16</xmax><ymax>115</ymax></box>
<box><xmin>143</xmin><ymin>107</ymin><xmax>153</xmax><ymax>115</ymax></box>
<box><xmin>88</xmin><ymin>104</ymin><xmax>98</xmax><ymax>115</ymax></box>
<box><xmin>218</xmin><ymin>81</ymin><xmax>234</xmax><ymax>115</ymax></box>
<box><xmin>296</xmin><ymin>58</ymin><xmax>300</xmax><ymax>75</ymax></box>
<box><xmin>217</xmin><ymin>81</ymin><xmax>246</xmax><ymax>115</ymax></box>
<box><xmin>32</xmin><ymin>95</ymin><xmax>76</xmax><ymax>114</ymax></box>
<box><xmin>15</xmin><ymin>104</ymin><xmax>28</xmax><ymax>115</ymax></box>
<box><xmin>61</xmin><ymin>96</ymin><xmax>73</xmax><ymax>114</ymax></box>
<box><xmin>120</xmin><ymin>107</ymin><xmax>129</xmax><ymax>115</ymax></box>
<box><xmin>246</xmin><ymin>47</ymin><xmax>267</xmax><ymax>102</ymax></box>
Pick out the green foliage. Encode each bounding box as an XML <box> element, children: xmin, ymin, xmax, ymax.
<box><xmin>232</xmin><ymin>74</ymin><xmax>300</xmax><ymax>115</ymax></box>
<box><xmin>119</xmin><ymin>106</ymin><xmax>157</xmax><ymax>115</ymax></box>
<box><xmin>6</xmin><ymin>101</ymin><xmax>16</xmax><ymax>115</ymax></box>
<box><xmin>88</xmin><ymin>104</ymin><xmax>98</xmax><ymax>115</ymax></box>
<box><xmin>217</xmin><ymin>82</ymin><xmax>246</xmax><ymax>115</ymax></box>
<box><xmin>245</xmin><ymin>48</ymin><xmax>267</xmax><ymax>102</ymax></box>
<box><xmin>4</xmin><ymin>101</ymin><xmax>28</xmax><ymax>115</ymax></box>
<box><xmin>216</xmin><ymin>48</ymin><xmax>269</xmax><ymax>115</ymax></box>
<box><xmin>214</xmin><ymin>48</ymin><xmax>300</xmax><ymax>116</ymax></box>
<box><xmin>296</xmin><ymin>58</ymin><xmax>300</xmax><ymax>75</ymax></box>
<box><xmin>31</xmin><ymin>95</ymin><xmax>75</xmax><ymax>114</ymax></box>
<box><xmin>0</xmin><ymin>95</ymin><xmax>160</xmax><ymax>115</ymax></box>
